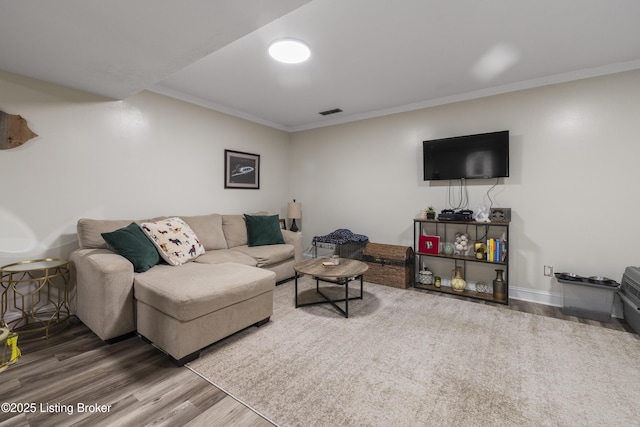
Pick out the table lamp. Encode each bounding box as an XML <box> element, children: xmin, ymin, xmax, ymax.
<box><xmin>287</xmin><ymin>199</ymin><xmax>302</xmax><ymax>232</ymax></box>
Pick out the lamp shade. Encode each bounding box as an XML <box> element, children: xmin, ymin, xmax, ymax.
<box><xmin>287</xmin><ymin>201</ymin><xmax>302</xmax><ymax>219</ymax></box>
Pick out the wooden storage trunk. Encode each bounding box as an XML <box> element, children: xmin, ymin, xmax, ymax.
<box><xmin>362</xmin><ymin>243</ymin><xmax>414</xmax><ymax>288</ymax></box>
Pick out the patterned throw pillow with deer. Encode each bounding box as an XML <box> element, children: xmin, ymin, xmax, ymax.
<box><xmin>139</xmin><ymin>217</ymin><xmax>205</xmax><ymax>266</ymax></box>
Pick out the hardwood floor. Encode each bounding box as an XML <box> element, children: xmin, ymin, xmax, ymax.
<box><xmin>0</xmin><ymin>317</ymin><xmax>274</xmax><ymax>427</ymax></box>
<box><xmin>413</xmin><ymin>288</ymin><xmax>634</xmax><ymax>332</ymax></box>
<box><xmin>1</xmin><ymin>296</ymin><xmax>633</xmax><ymax>426</ymax></box>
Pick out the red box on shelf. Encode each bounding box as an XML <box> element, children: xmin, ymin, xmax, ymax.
<box><xmin>418</xmin><ymin>235</ymin><xmax>440</xmax><ymax>254</ymax></box>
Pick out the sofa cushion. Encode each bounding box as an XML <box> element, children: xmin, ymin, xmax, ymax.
<box><xmin>101</xmin><ymin>223</ymin><xmax>160</xmax><ymax>273</ymax></box>
<box><xmin>222</xmin><ymin>212</ymin><xmax>268</xmax><ymax>248</ymax></box>
<box><xmin>76</xmin><ymin>217</ymin><xmax>167</xmax><ymax>249</ymax></box>
<box><xmin>77</xmin><ymin>219</ymin><xmax>134</xmax><ymax>249</ymax></box>
<box><xmin>244</xmin><ymin>214</ymin><xmax>285</xmax><ymax>247</ymax></box>
<box><xmin>221</xmin><ymin>214</ymin><xmax>248</xmax><ymax>248</ymax></box>
<box><xmin>140</xmin><ymin>217</ymin><xmax>205</xmax><ymax>266</ymax></box>
<box><xmin>193</xmin><ymin>249</ymin><xmax>257</xmax><ymax>266</ymax></box>
<box><xmin>133</xmin><ymin>262</ymin><xmax>275</xmax><ymax>322</ymax></box>
<box><xmin>232</xmin><ymin>244</ymin><xmax>295</xmax><ymax>268</ymax></box>
<box><xmin>181</xmin><ymin>214</ymin><xmax>228</xmax><ymax>250</ymax></box>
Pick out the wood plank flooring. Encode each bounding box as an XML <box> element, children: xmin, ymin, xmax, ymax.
<box><xmin>0</xmin><ymin>295</ymin><xmax>633</xmax><ymax>426</ymax></box>
<box><xmin>413</xmin><ymin>288</ymin><xmax>634</xmax><ymax>332</ymax></box>
<box><xmin>0</xmin><ymin>317</ymin><xmax>274</xmax><ymax>427</ymax></box>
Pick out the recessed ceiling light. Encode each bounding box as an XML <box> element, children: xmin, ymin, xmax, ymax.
<box><xmin>268</xmin><ymin>38</ymin><xmax>311</xmax><ymax>64</ymax></box>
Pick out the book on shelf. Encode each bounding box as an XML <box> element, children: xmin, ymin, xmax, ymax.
<box><xmin>501</xmin><ymin>240</ymin><xmax>507</xmax><ymax>262</ymax></box>
<box><xmin>490</xmin><ymin>239</ymin><xmax>494</xmax><ymax>262</ymax></box>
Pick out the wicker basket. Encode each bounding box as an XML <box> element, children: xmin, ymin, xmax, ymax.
<box><xmin>312</xmin><ymin>240</ymin><xmax>368</xmax><ymax>260</ymax></box>
<box><xmin>362</xmin><ymin>243</ymin><xmax>414</xmax><ymax>288</ymax></box>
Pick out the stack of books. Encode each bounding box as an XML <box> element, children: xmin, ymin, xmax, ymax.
<box><xmin>487</xmin><ymin>238</ymin><xmax>507</xmax><ymax>262</ymax></box>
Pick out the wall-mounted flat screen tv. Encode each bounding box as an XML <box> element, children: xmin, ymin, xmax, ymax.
<box><xmin>423</xmin><ymin>130</ymin><xmax>509</xmax><ymax>181</ymax></box>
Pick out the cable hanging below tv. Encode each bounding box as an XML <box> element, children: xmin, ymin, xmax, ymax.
<box><xmin>423</xmin><ymin>130</ymin><xmax>509</xmax><ymax>181</ymax></box>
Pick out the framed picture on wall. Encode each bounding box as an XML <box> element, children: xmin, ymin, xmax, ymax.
<box><xmin>224</xmin><ymin>149</ymin><xmax>260</xmax><ymax>189</ymax></box>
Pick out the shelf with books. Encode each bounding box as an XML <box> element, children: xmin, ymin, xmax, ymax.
<box><xmin>413</xmin><ymin>218</ymin><xmax>510</xmax><ymax>304</ymax></box>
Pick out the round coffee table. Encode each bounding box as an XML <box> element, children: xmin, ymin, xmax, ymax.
<box><xmin>293</xmin><ymin>258</ymin><xmax>368</xmax><ymax>318</ymax></box>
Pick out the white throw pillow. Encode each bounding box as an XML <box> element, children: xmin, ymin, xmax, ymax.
<box><xmin>140</xmin><ymin>217</ymin><xmax>205</xmax><ymax>266</ymax></box>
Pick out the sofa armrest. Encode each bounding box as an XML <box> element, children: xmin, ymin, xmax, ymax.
<box><xmin>281</xmin><ymin>230</ymin><xmax>303</xmax><ymax>262</ymax></box>
<box><xmin>70</xmin><ymin>248</ymin><xmax>136</xmax><ymax>341</ymax></box>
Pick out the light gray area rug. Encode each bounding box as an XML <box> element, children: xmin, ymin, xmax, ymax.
<box><xmin>188</xmin><ymin>276</ymin><xmax>640</xmax><ymax>426</ymax></box>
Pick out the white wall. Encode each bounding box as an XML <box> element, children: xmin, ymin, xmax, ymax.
<box><xmin>3</xmin><ymin>67</ymin><xmax>639</xmax><ymax>308</ymax></box>
<box><xmin>0</xmin><ymin>71</ymin><xmax>291</xmax><ymax>267</ymax></box>
<box><xmin>290</xmin><ymin>70</ymin><xmax>640</xmax><ymax>305</ymax></box>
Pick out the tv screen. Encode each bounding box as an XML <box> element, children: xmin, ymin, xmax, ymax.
<box><xmin>423</xmin><ymin>130</ymin><xmax>509</xmax><ymax>181</ymax></box>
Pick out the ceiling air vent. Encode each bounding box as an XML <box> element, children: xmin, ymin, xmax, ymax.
<box><xmin>319</xmin><ymin>108</ymin><xmax>343</xmax><ymax>116</ymax></box>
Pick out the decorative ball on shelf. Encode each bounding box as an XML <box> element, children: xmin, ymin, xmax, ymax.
<box><xmin>443</xmin><ymin>242</ymin><xmax>455</xmax><ymax>255</ymax></box>
<box><xmin>454</xmin><ymin>233</ymin><xmax>470</xmax><ymax>255</ymax></box>
<box><xmin>476</xmin><ymin>281</ymin><xmax>489</xmax><ymax>293</ymax></box>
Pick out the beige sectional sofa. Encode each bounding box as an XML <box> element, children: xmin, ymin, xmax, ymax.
<box><xmin>70</xmin><ymin>213</ymin><xmax>302</xmax><ymax>364</ymax></box>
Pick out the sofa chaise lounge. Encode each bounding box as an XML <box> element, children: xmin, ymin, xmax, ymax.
<box><xmin>70</xmin><ymin>212</ymin><xmax>302</xmax><ymax>364</ymax></box>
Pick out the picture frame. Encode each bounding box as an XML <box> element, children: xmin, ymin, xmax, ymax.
<box><xmin>419</xmin><ymin>235</ymin><xmax>440</xmax><ymax>254</ymax></box>
<box><xmin>224</xmin><ymin>149</ymin><xmax>260</xmax><ymax>189</ymax></box>
<box><xmin>280</xmin><ymin>219</ymin><xmax>286</xmax><ymax>230</ymax></box>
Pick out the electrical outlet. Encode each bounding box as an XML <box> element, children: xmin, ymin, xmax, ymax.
<box><xmin>544</xmin><ymin>265</ymin><xmax>553</xmax><ymax>277</ymax></box>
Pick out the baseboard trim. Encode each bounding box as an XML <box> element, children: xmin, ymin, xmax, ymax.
<box><xmin>510</xmin><ymin>286</ymin><xmax>623</xmax><ymax>319</ymax></box>
<box><xmin>510</xmin><ymin>286</ymin><xmax>562</xmax><ymax>307</ymax></box>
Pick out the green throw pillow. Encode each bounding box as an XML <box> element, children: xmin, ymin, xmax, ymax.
<box><xmin>244</xmin><ymin>214</ymin><xmax>285</xmax><ymax>247</ymax></box>
<box><xmin>101</xmin><ymin>222</ymin><xmax>160</xmax><ymax>273</ymax></box>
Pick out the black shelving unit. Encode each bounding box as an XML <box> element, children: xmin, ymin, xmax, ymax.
<box><xmin>413</xmin><ymin>218</ymin><xmax>510</xmax><ymax>304</ymax></box>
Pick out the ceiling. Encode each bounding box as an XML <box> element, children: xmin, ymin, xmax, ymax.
<box><xmin>2</xmin><ymin>1</ymin><xmax>640</xmax><ymax>132</ymax></box>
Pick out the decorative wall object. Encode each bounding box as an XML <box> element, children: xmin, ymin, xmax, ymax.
<box><xmin>224</xmin><ymin>149</ymin><xmax>260</xmax><ymax>189</ymax></box>
<box><xmin>0</xmin><ymin>111</ymin><xmax>38</xmax><ymax>149</ymax></box>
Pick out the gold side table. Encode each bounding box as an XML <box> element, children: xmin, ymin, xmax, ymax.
<box><xmin>1</xmin><ymin>258</ymin><xmax>71</xmax><ymax>340</ymax></box>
